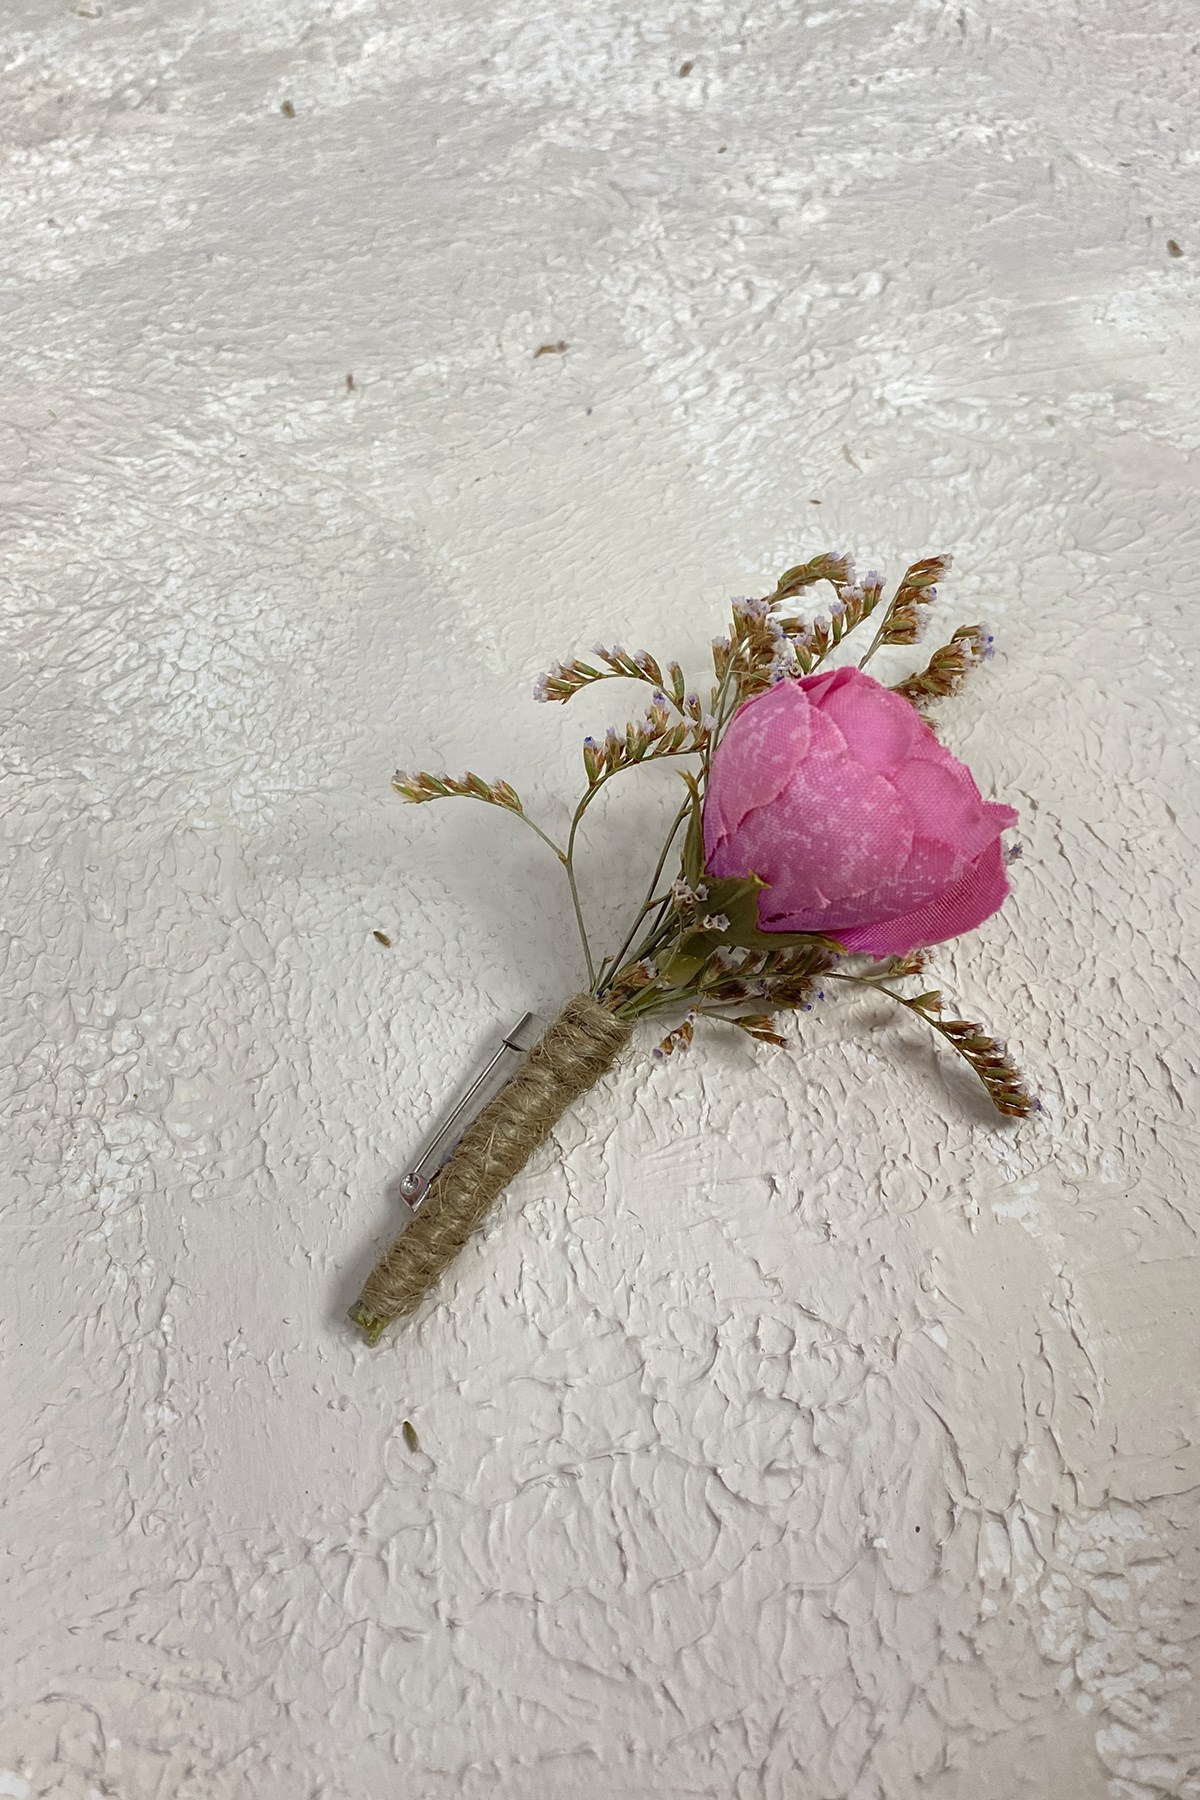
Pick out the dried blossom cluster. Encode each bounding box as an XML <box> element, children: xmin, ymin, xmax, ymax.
<box><xmin>892</xmin><ymin>624</ymin><xmax>995</xmax><ymax>710</ymax></box>
<box><xmin>534</xmin><ymin>644</ymin><xmax>689</xmax><ymax>707</ymax></box>
<box><xmin>707</xmin><ymin>553</ymin><xmax>962</xmax><ymax>706</ymax></box>
<box><xmin>393</xmin><ymin>769</ymin><xmax>523</xmax><ymax>812</ymax></box>
<box><xmin>581</xmin><ymin>697</ymin><xmax>711</xmax><ymax>786</ymax></box>
<box><xmin>873</xmin><ymin>555</ymin><xmax>949</xmax><ymax>646</ymax></box>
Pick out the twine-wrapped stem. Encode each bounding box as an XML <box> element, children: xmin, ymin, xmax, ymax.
<box><xmin>349</xmin><ymin>994</ymin><xmax>632</xmax><ymax>1344</ymax></box>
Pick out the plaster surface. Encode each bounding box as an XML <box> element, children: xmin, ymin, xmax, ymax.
<box><xmin>2</xmin><ymin>2</ymin><xmax>1198</xmax><ymax>1796</ymax></box>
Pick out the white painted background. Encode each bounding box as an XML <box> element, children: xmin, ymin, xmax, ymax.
<box><xmin>2</xmin><ymin>1</ymin><xmax>1198</xmax><ymax>1795</ymax></box>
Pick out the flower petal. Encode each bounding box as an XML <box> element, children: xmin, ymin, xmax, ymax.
<box><xmin>834</xmin><ymin>838</ymin><xmax>1012</xmax><ymax>957</ymax></box>
<box><xmin>810</xmin><ymin>666</ymin><xmax>924</xmax><ymax>774</ymax></box>
<box><xmin>703</xmin><ymin>682</ymin><xmax>812</xmax><ymax>851</ymax></box>
<box><xmin>710</xmin><ymin>751</ymin><xmax>915</xmax><ymax>927</ymax></box>
<box><xmin>889</xmin><ymin>745</ymin><xmax>1016</xmax><ymax>859</ymax></box>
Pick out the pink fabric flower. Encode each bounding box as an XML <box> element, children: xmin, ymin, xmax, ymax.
<box><xmin>703</xmin><ymin>667</ymin><xmax>1017</xmax><ymax>956</ymax></box>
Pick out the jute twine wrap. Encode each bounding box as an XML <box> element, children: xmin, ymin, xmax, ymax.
<box><xmin>348</xmin><ymin>994</ymin><xmax>632</xmax><ymax>1344</ymax></box>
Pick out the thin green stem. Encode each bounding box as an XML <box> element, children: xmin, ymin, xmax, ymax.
<box><xmin>827</xmin><ymin>968</ymin><xmax>991</xmax><ymax>1088</ymax></box>
<box><xmin>486</xmin><ymin>806</ymin><xmax>597</xmax><ymax>982</ymax></box>
<box><xmin>425</xmin><ymin>795</ymin><xmax>596</xmax><ymax>986</ymax></box>
<box><xmin>700</xmin><ymin>655</ymin><xmax>739</xmax><ymax>787</ymax></box>
<box><xmin>633</xmin><ymin>902</ymin><xmax>678</xmax><ymax>964</ymax></box>
<box><xmin>565</xmin><ymin>747</ymin><xmax>705</xmax><ymax>991</ymax></box>
<box><xmin>603</xmin><ymin>668</ymin><xmax>743</xmax><ymax>997</ymax></box>
<box><xmin>511</xmin><ymin>811</ymin><xmax>569</xmax><ymax>863</ymax></box>
<box><xmin>612</xmin><ymin>980</ymin><xmax>694</xmax><ymax>1021</ymax></box>
<box><xmin>825</xmin><ymin>970</ymin><xmax>898</xmax><ymax>995</ymax></box>
<box><xmin>563</xmin><ymin>764</ymin><xmax>634</xmax><ymax>986</ymax></box>
<box><xmin>567</xmin><ymin>876</ymin><xmax>595</xmax><ymax>984</ymax></box>
<box><xmin>857</xmin><ymin>616</ymin><xmax>889</xmax><ymax>670</ymax></box>
<box><xmin>562</xmin><ymin>814</ymin><xmax>596</xmax><ymax>988</ymax></box>
<box><xmin>596</xmin><ymin>798</ymin><xmax>690</xmax><ymax>998</ymax></box>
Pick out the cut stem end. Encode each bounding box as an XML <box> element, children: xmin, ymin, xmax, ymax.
<box><xmin>348</xmin><ymin>1302</ymin><xmax>388</xmax><ymax>1346</ymax></box>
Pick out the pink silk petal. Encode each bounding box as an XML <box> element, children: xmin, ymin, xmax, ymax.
<box><xmin>813</xmin><ymin>667</ymin><xmax>924</xmax><ymax>775</ymax></box>
<box><xmin>796</xmin><ymin>666</ymin><xmax>848</xmax><ymax>707</ymax></box>
<box><xmin>703</xmin><ymin>666</ymin><xmax>1017</xmax><ymax>952</ymax></box>
<box><xmin>710</xmin><ymin>753</ymin><xmax>916</xmax><ymax>923</ymax></box>
<box><xmin>703</xmin><ymin>682</ymin><xmax>812</xmax><ymax>850</ymax></box>
<box><xmin>833</xmin><ymin>838</ymin><xmax>1012</xmax><ymax>957</ymax></box>
<box><xmin>887</xmin><ymin>751</ymin><xmax>1006</xmax><ymax>859</ymax></box>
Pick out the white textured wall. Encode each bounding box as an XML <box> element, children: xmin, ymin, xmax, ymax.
<box><xmin>2</xmin><ymin>1</ymin><xmax>1198</xmax><ymax>1795</ymax></box>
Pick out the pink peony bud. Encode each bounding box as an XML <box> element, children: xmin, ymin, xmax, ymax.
<box><xmin>703</xmin><ymin>667</ymin><xmax>1017</xmax><ymax>956</ymax></box>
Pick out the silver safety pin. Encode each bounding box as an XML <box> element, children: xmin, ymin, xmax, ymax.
<box><xmin>397</xmin><ymin>1012</ymin><xmax>544</xmax><ymax>1211</ymax></box>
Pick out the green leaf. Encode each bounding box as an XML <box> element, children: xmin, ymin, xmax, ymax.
<box><xmin>661</xmin><ymin>947</ymin><xmax>713</xmax><ymax>984</ymax></box>
<box><xmin>700</xmin><ymin>872</ymin><xmax>845</xmax><ymax>954</ymax></box>
<box><xmin>680</xmin><ymin>771</ymin><xmax>705</xmax><ymax>888</ymax></box>
<box><xmin>745</xmin><ymin>927</ymin><xmax>846</xmax><ymax>954</ymax></box>
<box><xmin>699</xmin><ymin>873</ymin><xmax>767</xmax><ymax>940</ymax></box>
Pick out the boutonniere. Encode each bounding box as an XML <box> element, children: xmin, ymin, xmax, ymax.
<box><xmin>350</xmin><ymin>552</ymin><xmax>1033</xmax><ymax>1343</ymax></box>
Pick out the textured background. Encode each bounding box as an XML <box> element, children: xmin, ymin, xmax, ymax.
<box><xmin>2</xmin><ymin>1</ymin><xmax>1198</xmax><ymax>1795</ymax></box>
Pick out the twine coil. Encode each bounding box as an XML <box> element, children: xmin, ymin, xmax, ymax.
<box><xmin>349</xmin><ymin>993</ymin><xmax>632</xmax><ymax>1344</ymax></box>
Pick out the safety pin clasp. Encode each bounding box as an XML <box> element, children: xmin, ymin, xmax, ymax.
<box><xmin>397</xmin><ymin>1011</ymin><xmax>544</xmax><ymax>1212</ymax></box>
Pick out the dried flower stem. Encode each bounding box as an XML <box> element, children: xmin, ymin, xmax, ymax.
<box><xmin>566</xmin><ymin>744</ymin><xmax>709</xmax><ymax>986</ymax></box>
<box><xmin>858</xmin><ymin>556</ymin><xmax>952</xmax><ymax>669</ymax></box>
<box><xmin>892</xmin><ymin>624</ymin><xmax>990</xmax><ymax>709</ymax></box>
<box><xmin>393</xmin><ymin>769</ymin><xmax>595</xmax><ymax>974</ymax></box>
<box><xmin>829</xmin><ymin>970</ymin><xmax>1034</xmax><ymax>1116</ymax></box>
<box><xmin>596</xmin><ymin>795</ymin><xmax>692</xmax><ymax>994</ymax></box>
